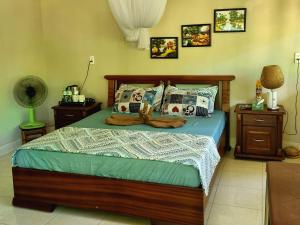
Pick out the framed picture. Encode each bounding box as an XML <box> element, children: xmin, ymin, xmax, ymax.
<box><xmin>214</xmin><ymin>8</ymin><xmax>247</xmax><ymax>32</ymax></box>
<box><xmin>150</xmin><ymin>37</ymin><xmax>178</xmax><ymax>59</ymax></box>
<box><xmin>181</xmin><ymin>24</ymin><xmax>211</xmax><ymax>47</ymax></box>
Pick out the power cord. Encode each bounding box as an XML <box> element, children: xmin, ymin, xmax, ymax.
<box><xmin>80</xmin><ymin>59</ymin><xmax>92</xmax><ymax>92</ymax></box>
<box><xmin>283</xmin><ymin>58</ymin><xmax>300</xmax><ymax>135</ymax></box>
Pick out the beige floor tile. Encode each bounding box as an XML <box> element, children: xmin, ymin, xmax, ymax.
<box><xmin>219</xmin><ymin>170</ymin><xmax>262</xmax><ymax>189</ymax></box>
<box><xmin>47</xmin><ymin>211</ymin><xmax>101</xmax><ymax>225</ymax></box>
<box><xmin>222</xmin><ymin>158</ymin><xmax>263</xmax><ymax>173</ymax></box>
<box><xmin>54</xmin><ymin>207</ymin><xmax>149</xmax><ymax>225</ymax></box>
<box><xmin>207</xmin><ymin>204</ymin><xmax>262</xmax><ymax>225</ymax></box>
<box><xmin>205</xmin><ymin>201</ymin><xmax>213</xmax><ymax>225</ymax></box>
<box><xmin>213</xmin><ymin>161</ymin><xmax>225</xmax><ymax>186</ymax></box>
<box><xmin>53</xmin><ymin>206</ymin><xmax>104</xmax><ymax>223</ymax></box>
<box><xmin>208</xmin><ymin>186</ymin><xmax>217</xmax><ymax>204</ymax></box>
<box><xmin>99</xmin><ymin>213</ymin><xmax>149</xmax><ymax>225</ymax></box>
<box><xmin>0</xmin><ymin>196</ymin><xmax>54</xmax><ymax>219</ymax></box>
<box><xmin>0</xmin><ymin>209</ymin><xmax>54</xmax><ymax>225</ymax></box>
<box><xmin>0</xmin><ymin>197</ymin><xmax>14</xmax><ymax>218</ymax></box>
<box><xmin>214</xmin><ymin>186</ymin><xmax>262</xmax><ymax>210</ymax></box>
<box><xmin>213</xmin><ymin>172</ymin><xmax>222</xmax><ymax>186</ymax></box>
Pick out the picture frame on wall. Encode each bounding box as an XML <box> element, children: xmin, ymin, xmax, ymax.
<box><xmin>150</xmin><ymin>37</ymin><xmax>178</xmax><ymax>59</ymax></box>
<box><xmin>214</xmin><ymin>8</ymin><xmax>247</xmax><ymax>32</ymax></box>
<box><xmin>181</xmin><ymin>24</ymin><xmax>211</xmax><ymax>47</ymax></box>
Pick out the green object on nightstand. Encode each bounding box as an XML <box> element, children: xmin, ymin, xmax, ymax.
<box><xmin>252</xmin><ymin>103</ymin><xmax>264</xmax><ymax>111</ymax></box>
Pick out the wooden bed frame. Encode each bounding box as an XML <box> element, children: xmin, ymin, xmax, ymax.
<box><xmin>12</xmin><ymin>75</ymin><xmax>235</xmax><ymax>225</ymax></box>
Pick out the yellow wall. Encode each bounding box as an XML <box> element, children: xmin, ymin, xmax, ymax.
<box><xmin>1</xmin><ymin>0</ymin><xmax>300</xmax><ymax>152</ymax></box>
<box><xmin>41</xmin><ymin>0</ymin><xmax>300</xmax><ymax>145</ymax></box>
<box><xmin>0</xmin><ymin>0</ymin><xmax>46</xmax><ymax>152</ymax></box>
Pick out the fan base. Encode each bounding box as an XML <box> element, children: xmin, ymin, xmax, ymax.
<box><xmin>20</xmin><ymin>121</ymin><xmax>45</xmax><ymax>130</ymax></box>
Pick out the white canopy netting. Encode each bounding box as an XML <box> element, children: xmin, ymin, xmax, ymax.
<box><xmin>108</xmin><ymin>0</ymin><xmax>167</xmax><ymax>49</ymax></box>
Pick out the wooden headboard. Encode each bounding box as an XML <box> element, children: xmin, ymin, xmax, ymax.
<box><xmin>104</xmin><ymin>75</ymin><xmax>235</xmax><ymax>112</ymax></box>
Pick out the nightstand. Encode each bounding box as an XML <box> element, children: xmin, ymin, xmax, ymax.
<box><xmin>52</xmin><ymin>103</ymin><xmax>102</xmax><ymax>129</ymax></box>
<box><xmin>234</xmin><ymin>104</ymin><xmax>285</xmax><ymax>161</ymax></box>
<box><xmin>20</xmin><ymin>126</ymin><xmax>46</xmax><ymax>144</ymax></box>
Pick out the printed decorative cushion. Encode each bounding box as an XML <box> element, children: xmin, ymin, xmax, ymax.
<box><xmin>163</xmin><ymin>85</ymin><xmax>218</xmax><ymax>113</ymax></box>
<box><xmin>161</xmin><ymin>89</ymin><xmax>210</xmax><ymax>117</ymax></box>
<box><xmin>113</xmin><ymin>83</ymin><xmax>164</xmax><ymax>113</ymax></box>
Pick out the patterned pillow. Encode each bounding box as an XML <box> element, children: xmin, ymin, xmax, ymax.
<box><xmin>113</xmin><ymin>83</ymin><xmax>164</xmax><ymax>113</ymax></box>
<box><xmin>161</xmin><ymin>89</ymin><xmax>210</xmax><ymax>117</ymax></box>
<box><xmin>163</xmin><ymin>85</ymin><xmax>218</xmax><ymax>114</ymax></box>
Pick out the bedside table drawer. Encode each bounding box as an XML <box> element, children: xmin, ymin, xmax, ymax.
<box><xmin>243</xmin><ymin>114</ymin><xmax>276</xmax><ymax>126</ymax></box>
<box><xmin>56</xmin><ymin>110</ymin><xmax>83</xmax><ymax>122</ymax></box>
<box><xmin>243</xmin><ymin>126</ymin><xmax>276</xmax><ymax>155</ymax></box>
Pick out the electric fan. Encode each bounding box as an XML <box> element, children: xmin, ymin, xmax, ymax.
<box><xmin>13</xmin><ymin>75</ymin><xmax>48</xmax><ymax>129</ymax></box>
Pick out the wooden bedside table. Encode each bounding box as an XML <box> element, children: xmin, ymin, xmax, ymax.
<box><xmin>52</xmin><ymin>103</ymin><xmax>102</xmax><ymax>129</ymax></box>
<box><xmin>234</xmin><ymin>104</ymin><xmax>285</xmax><ymax>161</ymax></box>
<box><xmin>20</xmin><ymin>126</ymin><xmax>46</xmax><ymax>144</ymax></box>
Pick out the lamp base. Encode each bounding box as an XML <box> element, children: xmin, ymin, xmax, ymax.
<box><xmin>267</xmin><ymin>105</ymin><xmax>280</xmax><ymax>111</ymax></box>
<box><xmin>267</xmin><ymin>90</ymin><xmax>279</xmax><ymax>110</ymax></box>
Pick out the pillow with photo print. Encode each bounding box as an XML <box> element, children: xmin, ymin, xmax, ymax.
<box><xmin>162</xmin><ymin>85</ymin><xmax>218</xmax><ymax>113</ymax></box>
<box><xmin>161</xmin><ymin>89</ymin><xmax>209</xmax><ymax>117</ymax></box>
<box><xmin>113</xmin><ymin>84</ymin><xmax>164</xmax><ymax>113</ymax></box>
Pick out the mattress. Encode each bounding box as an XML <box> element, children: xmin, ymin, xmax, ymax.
<box><xmin>13</xmin><ymin>108</ymin><xmax>226</xmax><ymax>188</ymax></box>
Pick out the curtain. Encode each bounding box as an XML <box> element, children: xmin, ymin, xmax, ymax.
<box><xmin>108</xmin><ymin>0</ymin><xmax>167</xmax><ymax>49</ymax></box>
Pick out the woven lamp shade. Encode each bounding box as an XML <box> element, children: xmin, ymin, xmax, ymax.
<box><xmin>260</xmin><ymin>65</ymin><xmax>284</xmax><ymax>89</ymax></box>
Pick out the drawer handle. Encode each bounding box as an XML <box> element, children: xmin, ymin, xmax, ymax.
<box><xmin>65</xmin><ymin>114</ymin><xmax>75</xmax><ymax>117</ymax></box>
<box><xmin>255</xmin><ymin>119</ymin><xmax>265</xmax><ymax>122</ymax></box>
<box><xmin>254</xmin><ymin>139</ymin><xmax>264</xmax><ymax>142</ymax></box>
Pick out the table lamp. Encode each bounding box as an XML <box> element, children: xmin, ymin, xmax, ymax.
<box><xmin>260</xmin><ymin>65</ymin><xmax>284</xmax><ymax>110</ymax></box>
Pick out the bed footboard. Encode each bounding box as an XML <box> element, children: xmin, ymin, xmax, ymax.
<box><xmin>12</xmin><ymin>167</ymin><xmax>204</xmax><ymax>225</ymax></box>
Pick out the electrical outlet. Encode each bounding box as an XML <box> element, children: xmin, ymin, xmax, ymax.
<box><xmin>89</xmin><ymin>56</ymin><xmax>95</xmax><ymax>65</ymax></box>
<box><xmin>295</xmin><ymin>53</ymin><xmax>300</xmax><ymax>63</ymax></box>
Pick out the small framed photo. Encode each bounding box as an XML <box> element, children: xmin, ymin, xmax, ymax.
<box><xmin>181</xmin><ymin>24</ymin><xmax>211</xmax><ymax>47</ymax></box>
<box><xmin>150</xmin><ymin>37</ymin><xmax>178</xmax><ymax>59</ymax></box>
<box><xmin>214</xmin><ymin>8</ymin><xmax>247</xmax><ymax>32</ymax></box>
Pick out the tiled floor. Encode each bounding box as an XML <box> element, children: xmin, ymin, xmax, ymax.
<box><xmin>0</xmin><ymin>151</ymin><xmax>299</xmax><ymax>225</ymax></box>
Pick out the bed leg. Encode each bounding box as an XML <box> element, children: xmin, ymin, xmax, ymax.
<box><xmin>12</xmin><ymin>197</ymin><xmax>56</xmax><ymax>212</ymax></box>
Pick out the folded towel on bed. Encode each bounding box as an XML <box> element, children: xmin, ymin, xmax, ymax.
<box><xmin>106</xmin><ymin>103</ymin><xmax>187</xmax><ymax>128</ymax></box>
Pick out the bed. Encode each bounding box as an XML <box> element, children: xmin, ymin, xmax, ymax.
<box><xmin>12</xmin><ymin>75</ymin><xmax>235</xmax><ymax>225</ymax></box>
